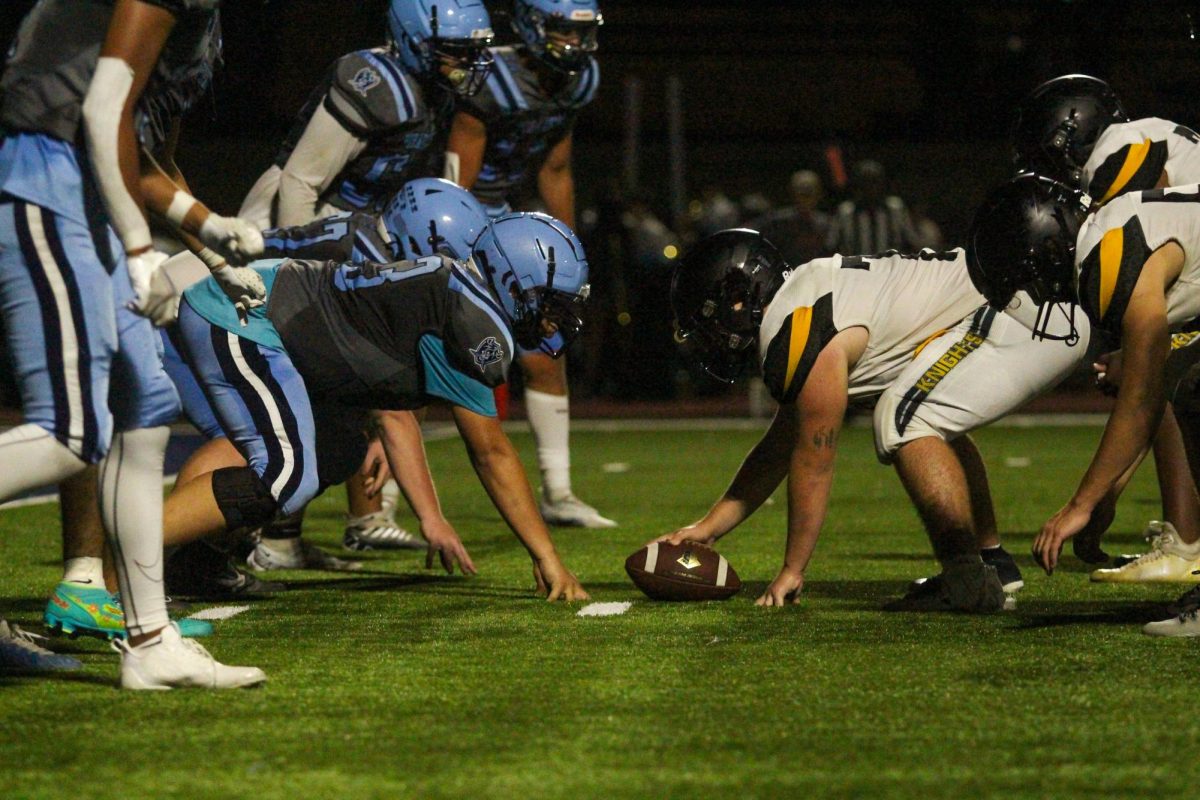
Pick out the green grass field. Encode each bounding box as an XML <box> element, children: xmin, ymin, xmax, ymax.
<box><xmin>2</xmin><ymin>423</ymin><xmax>1197</xmax><ymax>799</ymax></box>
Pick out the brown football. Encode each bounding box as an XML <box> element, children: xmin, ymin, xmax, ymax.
<box><xmin>625</xmin><ymin>541</ymin><xmax>741</xmax><ymax>601</ymax></box>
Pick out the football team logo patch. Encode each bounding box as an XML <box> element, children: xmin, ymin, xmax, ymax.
<box><xmin>351</xmin><ymin>67</ymin><xmax>381</xmax><ymax>97</ymax></box>
<box><xmin>470</xmin><ymin>337</ymin><xmax>504</xmax><ymax>371</ymax></box>
<box><xmin>676</xmin><ymin>550</ymin><xmax>702</xmax><ymax>570</ymax></box>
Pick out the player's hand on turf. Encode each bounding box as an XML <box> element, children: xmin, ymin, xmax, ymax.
<box><xmin>1034</xmin><ymin>500</ymin><xmax>1094</xmax><ymax>574</ymax></box>
<box><xmin>210</xmin><ymin>264</ymin><xmax>267</xmax><ymax>324</ymax></box>
<box><xmin>358</xmin><ymin>439</ymin><xmax>391</xmax><ymax>497</ymax></box>
<box><xmin>422</xmin><ymin>518</ymin><xmax>477</xmax><ymax>576</ymax></box>
<box><xmin>756</xmin><ymin>566</ymin><xmax>804</xmax><ymax>606</ymax></box>
<box><xmin>533</xmin><ymin>556</ymin><xmax>589</xmax><ymax>602</ymax></box>
<box><xmin>654</xmin><ymin>523</ymin><xmax>717</xmax><ymax>548</ymax></box>
<box><xmin>199</xmin><ymin>214</ymin><xmax>265</xmax><ymax>265</ymax></box>
<box><xmin>1092</xmin><ymin>350</ymin><xmax>1123</xmax><ymax>396</ymax></box>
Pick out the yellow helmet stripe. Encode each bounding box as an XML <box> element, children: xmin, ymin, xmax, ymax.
<box><xmin>783</xmin><ymin>306</ymin><xmax>813</xmax><ymax>395</ymax></box>
<box><xmin>1099</xmin><ymin>138</ymin><xmax>1152</xmax><ymax>205</ymax></box>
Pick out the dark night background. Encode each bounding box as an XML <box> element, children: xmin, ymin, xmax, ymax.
<box><xmin>1</xmin><ymin>0</ymin><xmax>1197</xmax><ymax>399</ymax></box>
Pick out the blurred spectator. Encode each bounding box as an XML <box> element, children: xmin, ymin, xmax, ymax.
<box><xmin>909</xmin><ymin>202</ymin><xmax>945</xmax><ymax>250</ymax></box>
<box><xmin>751</xmin><ymin>169</ymin><xmax>830</xmax><ymax>265</ymax></box>
<box><xmin>739</xmin><ymin>192</ymin><xmax>773</xmax><ymax>223</ymax></box>
<box><xmin>826</xmin><ymin>160</ymin><xmax>920</xmax><ymax>255</ymax></box>
<box><xmin>688</xmin><ymin>186</ymin><xmax>740</xmax><ymax>238</ymax></box>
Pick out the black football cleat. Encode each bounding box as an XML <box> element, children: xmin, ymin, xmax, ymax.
<box><xmin>981</xmin><ymin>546</ymin><xmax>1024</xmax><ymax>593</ymax></box>
<box><xmin>165</xmin><ymin>541</ymin><xmax>285</xmax><ymax>600</ymax></box>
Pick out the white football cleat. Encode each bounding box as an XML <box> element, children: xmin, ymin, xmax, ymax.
<box><xmin>1143</xmin><ymin>609</ymin><xmax>1200</xmax><ymax>637</ymax></box>
<box><xmin>246</xmin><ymin>537</ymin><xmax>362</xmax><ymax>572</ymax></box>
<box><xmin>1090</xmin><ymin>523</ymin><xmax>1200</xmax><ymax>583</ymax></box>
<box><xmin>343</xmin><ymin>511</ymin><xmax>424</xmax><ymax>551</ymax></box>
<box><xmin>115</xmin><ymin>623</ymin><xmax>265</xmax><ymax>690</ymax></box>
<box><xmin>539</xmin><ymin>491</ymin><xmax>617</xmax><ymax>529</ymax></box>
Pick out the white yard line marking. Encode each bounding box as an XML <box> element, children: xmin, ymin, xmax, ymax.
<box><xmin>577</xmin><ymin>601</ymin><xmax>632</xmax><ymax>617</ymax></box>
<box><xmin>1004</xmin><ymin>457</ymin><xmax>1032</xmax><ymax>468</ymax></box>
<box><xmin>601</xmin><ymin>462</ymin><xmax>631</xmax><ymax>473</ymax></box>
<box><xmin>187</xmin><ymin>605</ymin><xmax>252</xmax><ymax>622</ymax></box>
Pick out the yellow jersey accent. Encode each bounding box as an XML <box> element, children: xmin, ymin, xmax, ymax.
<box><xmin>1098</xmin><ymin>227</ymin><xmax>1124</xmax><ymax>320</ymax></box>
<box><xmin>783</xmin><ymin>307</ymin><xmax>813</xmax><ymax>395</ymax></box>
<box><xmin>1099</xmin><ymin>139</ymin><xmax>1152</xmax><ymax>205</ymax></box>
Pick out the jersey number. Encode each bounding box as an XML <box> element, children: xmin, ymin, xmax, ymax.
<box><xmin>334</xmin><ymin>256</ymin><xmax>442</xmax><ymax>292</ymax></box>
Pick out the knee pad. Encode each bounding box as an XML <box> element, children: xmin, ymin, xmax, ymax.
<box><xmin>211</xmin><ymin>466</ymin><xmax>278</xmax><ymax>530</ymax></box>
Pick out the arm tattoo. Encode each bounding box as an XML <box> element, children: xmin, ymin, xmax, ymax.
<box><xmin>810</xmin><ymin>427</ymin><xmax>838</xmax><ymax>450</ymax></box>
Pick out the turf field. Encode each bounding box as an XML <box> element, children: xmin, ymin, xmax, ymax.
<box><xmin>1</xmin><ymin>422</ymin><xmax>1196</xmax><ymax>799</ymax></box>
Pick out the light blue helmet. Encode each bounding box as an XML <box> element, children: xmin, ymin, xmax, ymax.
<box><xmin>387</xmin><ymin>0</ymin><xmax>495</xmax><ymax>95</ymax></box>
<box><xmin>512</xmin><ymin>0</ymin><xmax>602</xmax><ymax>74</ymax></box>
<box><xmin>472</xmin><ymin>212</ymin><xmax>590</xmax><ymax>356</ymax></box>
<box><xmin>382</xmin><ymin>178</ymin><xmax>488</xmax><ymax>261</ymax></box>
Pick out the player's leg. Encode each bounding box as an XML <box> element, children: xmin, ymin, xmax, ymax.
<box><xmin>0</xmin><ymin>199</ymin><xmax>101</xmax><ymax>497</ymax></box>
<box><xmin>0</xmin><ymin>198</ymin><xmax>110</xmax><ymax>670</ymax></box>
<box><xmin>949</xmin><ymin>435</ymin><xmax>1023</xmax><ymax>592</ymax></box>
<box><xmin>520</xmin><ymin>350</ymin><xmax>615</xmax><ymax>528</ymax></box>
<box><xmin>1144</xmin><ymin>360</ymin><xmax>1200</xmax><ymax>636</ymax></box>
<box><xmin>875</xmin><ymin>306</ymin><xmax>1083</xmax><ymax>610</ymax></box>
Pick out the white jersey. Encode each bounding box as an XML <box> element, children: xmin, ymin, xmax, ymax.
<box><xmin>1082</xmin><ymin>118</ymin><xmax>1200</xmax><ymax>205</ymax></box>
<box><xmin>757</xmin><ymin>249</ymin><xmax>984</xmax><ymax>402</ymax></box>
<box><xmin>1076</xmin><ymin>185</ymin><xmax>1200</xmax><ymax>335</ymax></box>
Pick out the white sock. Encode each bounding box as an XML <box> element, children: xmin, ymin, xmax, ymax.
<box><xmin>63</xmin><ymin>557</ymin><xmax>104</xmax><ymax>587</ymax></box>
<box><xmin>0</xmin><ymin>424</ymin><xmax>86</xmax><ymax>500</ymax></box>
<box><xmin>524</xmin><ymin>388</ymin><xmax>571</xmax><ymax>499</ymax></box>
<box><xmin>99</xmin><ymin>427</ymin><xmax>170</xmax><ymax>638</ymax></box>
<box><xmin>380</xmin><ymin>479</ymin><xmax>400</xmax><ymax>516</ymax></box>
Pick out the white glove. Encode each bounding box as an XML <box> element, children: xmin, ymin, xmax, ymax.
<box><xmin>198</xmin><ymin>214</ymin><xmax>265</xmax><ymax>266</ymax></box>
<box><xmin>125</xmin><ymin>249</ymin><xmax>173</xmax><ymax>323</ymax></box>
<box><xmin>210</xmin><ymin>264</ymin><xmax>267</xmax><ymax>326</ymax></box>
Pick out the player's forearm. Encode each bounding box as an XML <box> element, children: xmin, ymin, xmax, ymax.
<box><xmin>277</xmin><ymin>104</ymin><xmax>366</xmax><ymax>227</ymax></box>
<box><xmin>538</xmin><ymin>167</ymin><xmax>576</xmax><ymax>229</ymax></box>
<box><xmin>782</xmin><ymin>446</ymin><xmax>838</xmax><ymax>573</ymax></box>
<box><xmin>376</xmin><ymin>410</ymin><xmax>446</xmax><ymax>524</ymax></box>
<box><xmin>460</xmin><ymin>421</ymin><xmax>558</xmax><ymax>561</ymax></box>
<box><xmin>1075</xmin><ymin>333</ymin><xmax>1167</xmax><ymax>509</ymax></box>
<box><xmin>708</xmin><ymin>410</ymin><xmax>795</xmax><ymax>536</ymax></box>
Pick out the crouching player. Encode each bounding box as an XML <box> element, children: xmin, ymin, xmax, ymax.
<box><xmin>658</xmin><ymin>229</ymin><xmax>1087</xmax><ymax>611</ymax></box>
<box><xmin>164</xmin><ymin>212</ymin><xmax>590</xmax><ymax>600</ymax></box>
<box><xmin>970</xmin><ymin>175</ymin><xmax>1200</xmax><ymax>635</ymax></box>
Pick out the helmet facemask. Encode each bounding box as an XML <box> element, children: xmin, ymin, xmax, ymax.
<box><xmin>508</xmin><ymin>246</ymin><xmax>591</xmax><ymax>356</ymax></box>
<box><xmin>517</xmin><ymin>5</ymin><xmax>602</xmax><ymax>74</ymax></box>
<box><xmin>675</xmin><ymin>270</ymin><xmax>769</xmax><ymax>384</ymax></box>
<box><xmin>398</xmin><ymin>4</ymin><xmax>494</xmax><ymax>97</ymax></box>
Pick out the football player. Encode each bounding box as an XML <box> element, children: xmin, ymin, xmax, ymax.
<box><xmin>0</xmin><ymin>0</ymin><xmax>262</xmax><ymax>686</ymax></box>
<box><xmin>162</xmin><ymin>213</ymin><xmax>591</xmax><ymax>601</ymax></box>
<box><xmin>239</xmin><ymin>0</ymin><xmax>495</xmax><ymax>228</ymax></box>
<box><xmin>160</xmin><ymin>179</ymin><xmax>491</xmax><ymax>590</ymax></box>
<box><xmin>445</xmin><ymin>0</ymin><xmax>612</xmax><ymax>528</ymax></box>
<box><xmin>1013</xmin><ymin>74</ymin><xmax>1200</xmax><ymax>579</ymax></box>
<box><xmin>970</xmin><ymin>175</ymin><xmax>1200</xmax><ymax>636</ymax></box>
<box><xmin>656</xmin><ymin>229</ymin><xmax>1088</xmax><ymax>611</ymax></box>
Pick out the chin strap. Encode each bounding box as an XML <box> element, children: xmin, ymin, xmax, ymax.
<box><xmin>1032</xmin><ymin>300</ymin><xmax>1081</xmax><ymax>347</ymax></box>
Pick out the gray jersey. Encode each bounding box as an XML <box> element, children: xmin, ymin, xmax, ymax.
<box><xmin>266</xmin><ymin>255</ymin><xmax>512</xmax><ymax>408</ymax></box>
<box><xmin>0</xmin><ymin>0</ymin><xmax>219</xmax><ymax>151</ymax></box>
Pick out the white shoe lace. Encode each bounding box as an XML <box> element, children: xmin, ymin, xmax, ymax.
<box><xmin>1117</xmin><ymin>535</ymin><xmax>1176</xmax><ymax>569</ymax></box>
<box><xmin>3</xmin><ymin>623</ymin><xmax>55</xmax><ymax>655</ymax></box>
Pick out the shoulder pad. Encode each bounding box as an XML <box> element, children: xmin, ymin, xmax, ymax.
<box><xmin>326</xmin><ymin>49</ymin><xmax>422</xmax><ymax>135</ymax></box>
<box><xmin>141</xmin><ymin>0</ymin><xmax>217</xmax><ymax>14</ymax></box>
<box><xmin>1077</xmin><ymin>211</ymin><xmax>1151</xmax><ymax>335</ymax></box>
<box><xmin>1089</xmin><ymin>138</ymin><xmax>1169</xmax><ymax>205</ymax></box>
<box><xmin>443</xmin><ymin>264</ymin><xmax>513</xmax><ymax>388</ymax></box>
<box><xmin>760</xmin><ymin>293</ymin><xmax>836</xmax><ymax>404</ymax></box>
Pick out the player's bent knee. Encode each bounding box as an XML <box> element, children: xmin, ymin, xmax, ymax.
<box><xmin>211</xmin><ymin>466</ymin><xmax>278</xmax><ymax>530</ymax></box>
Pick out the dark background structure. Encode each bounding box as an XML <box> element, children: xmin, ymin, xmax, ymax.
<box><xmin>1</xmin><ymin>0</ymin><xmax>1197</xmax><ymax>402</ymax></box>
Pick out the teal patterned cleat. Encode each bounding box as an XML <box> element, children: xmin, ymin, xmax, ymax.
<box><xmin>44</xmin><ymin>582</ymin><xmax>213</xmax><ymax>640</ymax></box>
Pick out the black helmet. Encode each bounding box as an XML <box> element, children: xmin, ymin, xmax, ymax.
<box><xmin>967</xmin><ymin>174</ymin><xmax>1091</xmax><ymax>342</ymax></box>
<box><xmin>1012</xmin><ymin>74</ymin><xmax>1127</xmax><ymax>186</ymax></box>
<box><xmin>671</xmin><ymin>229</ymin><xmax>788</xmax><ymax>383</ymax></box>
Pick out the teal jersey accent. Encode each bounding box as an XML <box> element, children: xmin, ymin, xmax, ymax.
<box><xmin>182</xmin><ymin>260</ymin><xmax>285</xmax><ymax>350</ymax></box>
<box><xmin>419</xmin><ymin>334</ymin><xmax>497</xmax><ymax>417</ymax></box>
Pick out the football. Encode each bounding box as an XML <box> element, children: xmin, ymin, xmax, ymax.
<box><xmin>625</xmin><ymin>541</ymin><xmax>742</xmax><ymax>601</ymax></box>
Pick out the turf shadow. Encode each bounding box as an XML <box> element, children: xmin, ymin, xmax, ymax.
<box><xmin>0</xmin><ymin>671</ymin><xmax>115</xmax><ymax>688</ymax></box>
<box><xmin>1009</xmin><ymin>600</ymin><xmax>1165</xmax><ymax>630</ymax></box>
